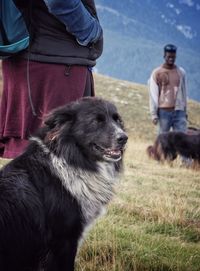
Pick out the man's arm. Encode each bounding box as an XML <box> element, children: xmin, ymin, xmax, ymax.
<box><xmin>43</xmin><ymin>0</ymin><xmax>102</xmax><ymax>46</ymax></box>
<box><xmin>148</xmin><ymin>73</ymin><xmax>159</xmax><ymax>124</ymax></box>
<box><xmin>180</xmin><ymin>67</ymin><xmax>188</xmax><ymax>112</ymax></box>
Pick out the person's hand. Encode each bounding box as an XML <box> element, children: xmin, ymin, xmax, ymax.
<box><xmin>152</xmin><ymin>118</ymin><xmax>158</xmax><ymax>125</ymax></box>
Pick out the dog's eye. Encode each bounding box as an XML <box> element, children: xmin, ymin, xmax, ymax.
<box><xmin>113</xmin><ymin>113</ymin><xmax>121</xmax><ymax>123</ymax></box>
<box><xmin>96</xmin><ymin>114</ymin><xmax>106</xmax><ymax>123</ymax></box>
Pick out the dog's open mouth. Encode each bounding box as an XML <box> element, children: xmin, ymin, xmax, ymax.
<box><xmin>93</xmin><ymin>144</ymin><xmax>123</xmax><ymax>162</ymax></box>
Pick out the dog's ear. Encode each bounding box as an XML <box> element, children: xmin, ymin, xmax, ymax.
<box><xmin>44</xmin><ymin>106</ymin><xmax>75</xmax><ymax>129</ymax></box>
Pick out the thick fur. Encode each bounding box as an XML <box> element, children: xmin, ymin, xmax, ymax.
<box><xmin>0</xmin><ymin>97</ymin><xmax>128</xmax><ymax>271</ymax></box>
<box><xmin>147</xmin><ymin>131</ymin><xmax>200</xmax><ymax>164</ymax></box>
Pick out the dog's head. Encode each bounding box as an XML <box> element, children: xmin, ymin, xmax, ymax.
<box><xmin>41</xmin><ymin>97</ymin><xmax>128</xmax><ymax>163</ymax></box>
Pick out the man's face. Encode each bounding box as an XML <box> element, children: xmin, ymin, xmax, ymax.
<box><xmin>164</xmin><ymin>52</ymin><xmax>176</xmax><ymax>66</ymax></box>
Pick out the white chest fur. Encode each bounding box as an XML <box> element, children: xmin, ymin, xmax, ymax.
<box><xmin>50</xmin><ymin>154</ymin><xmax>119</xmax><ymax>223</ymax></box>
<box><xmin>30</xmin><ymin>137</ymin><xmax>119</xmax><ymax>224</ymax></box>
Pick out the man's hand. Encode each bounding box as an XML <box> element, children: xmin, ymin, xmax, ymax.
<box><xmin>152</xmin><ymin>118</ymin><xmax>158</xmax><ymax>125</ymax></box>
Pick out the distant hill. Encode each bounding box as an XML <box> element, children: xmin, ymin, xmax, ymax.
<box><xmin>94</xmin><ymin>73</ymin><xmax>200</xmax><ymax>140</ymax></box>
<box><xmin>95</xmin><ymin>0</ymin><xmax>200</xmax><ymax>102</ymax></box>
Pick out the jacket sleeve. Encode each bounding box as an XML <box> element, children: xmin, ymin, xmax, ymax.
<box><xmin>43</xmin><ymin>0</ymin><xmax>103</xmax><ymax>46</ymax></box>
<box><xmin>180</xmin><ymin>67</ymin><xmax>187</xmax><ymax>111</ymax></box>
<box><xmin>148</xmin><ymin>71</ymin><xmax>159</xmax><ymax>120</ymax></box>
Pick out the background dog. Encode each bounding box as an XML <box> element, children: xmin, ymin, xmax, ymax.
<box><xmin>0</xmin><ymin>97</ymin><xmax>128</xmax><ymax>271</ymax></box>
<box><xmin>147</xmin><ymin>131</ymin><xmax>200</xmax><ymax>164</ymax></box>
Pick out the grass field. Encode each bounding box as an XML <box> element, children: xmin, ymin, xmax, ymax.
<box><xmin>0</xmin><ymin>72</ymin><xmax>200</xmax><ymax>270</ymax></box>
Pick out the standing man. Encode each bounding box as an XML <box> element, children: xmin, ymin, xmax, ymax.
<box><xmin>148</xmin><ymin>44</ymin><xmax>188</xmax><ymax>134</ymax></box>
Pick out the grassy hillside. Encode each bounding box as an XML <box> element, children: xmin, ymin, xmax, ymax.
<box><xmin>0</xmin><ymin>72</ymin><xmax>200</xmax><ymax>270</ymax></box>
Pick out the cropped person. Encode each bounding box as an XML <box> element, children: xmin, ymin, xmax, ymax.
<box><xmin>0</xmin><ymin>0</ymin><xmax>103</xmax><ymax>158</ymax></box>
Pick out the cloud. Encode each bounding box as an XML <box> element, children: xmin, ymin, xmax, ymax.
<box><xmin>96</xmin><ymin>4</ymin><xmax>137</xmax><ymax>25</ymax></box>
<box><xmin>175</xmin><ymin>8</ymin><xmax>181</xmax><ymax>14</ymax></box>
<box><xmin>196</xmin><ymin>4</ymin><xmax>200</xmax><ymax>10</ymax></box>
<box><xmin>166</xmin><ymin>2</ymin><xmax>182</xmax><ymax>14</ymax></box>
<box><xmin>96</xmin><ymin>5</ymin><xmax>120</xmax><ymax>17</ymax></box>
<box><xmin>161</xmin><ymin>14</ymin><xmax>176</xmax><ymax>25</ymax></box>
<box><xmin>179</xmin><ymin>0</ymin><xmax>194</xmax><ymax>7</ymax></box>
<box><xmin>176</xmin><ymin>24</ymin><xmax>196</xmax><ymax>39</ymax></box>
<box><xmin>167</xmin><ymin>3</ymin><xmax>174</xmax><ymax>8</ymax></box>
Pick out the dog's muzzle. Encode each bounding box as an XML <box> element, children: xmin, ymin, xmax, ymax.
<box><xmin>93</xmin><ymin>132</ymin><xmax>128</xmax><ymax>162</ymax></box>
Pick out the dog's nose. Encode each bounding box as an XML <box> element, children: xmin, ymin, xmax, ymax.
<box><xmin>117</xmin><ymin>133</ymin><xmax>128</xmax><ymax>145</ymax></box>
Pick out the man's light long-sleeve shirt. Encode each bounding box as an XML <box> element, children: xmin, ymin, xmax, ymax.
<box><xmin>148</xmin><ymin>65</ymin><xmax>187</xmax><ymax>120</ymax></box>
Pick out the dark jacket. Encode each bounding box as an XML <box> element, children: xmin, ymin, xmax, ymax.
<box><xmin>14</xmin><ymin>0</ymin><xmax>103</xmax><ymax>66</ymax></box>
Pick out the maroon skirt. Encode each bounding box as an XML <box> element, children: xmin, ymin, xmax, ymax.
<box><xmin>0</xmin><ymin>58</ymin><xmax>94</xmax><ymax>158</ymax></box>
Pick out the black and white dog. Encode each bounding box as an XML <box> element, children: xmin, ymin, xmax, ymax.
<box><xmin>0</xmin><ymin>97</ymin><xmax>128</xmax><ymax>271</ymax></box>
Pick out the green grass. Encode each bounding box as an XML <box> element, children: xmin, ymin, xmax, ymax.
<box><xmin>0</xmin><ymin>73</ymin><xmax>200</xmax><ymax>270</ymax></box>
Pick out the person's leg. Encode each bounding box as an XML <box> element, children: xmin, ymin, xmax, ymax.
<box><xmin>0</xmin><ymin>60</ymin><xmax>90</xmax><ymax>159</ymax></box>
<box><xmin>172</xmin><ymin>110</ymin><xmax>187</xmax><ymax>132</ymax></box>
<box><xmin>158</xmin><ymin>109</ymin><xmax>172</xmax><ymax>134</ymax></box>
<box><xmin>2</xmin><ymin>138</ymin><xmax>29</xmax><ymax>159</ymax></box>
<box><xmin>0</xmin><ymin>58</ymin><xmax>34</xmax><ymax>159</ymax></box>
<box><xmin>0</xmin><ymin>140</ymin><xmax>6</xmax><ymax>157</ymax></box>
<box><xmin>83</xmin><ymin>68</ymin><xmax>95</xmax><ymax>97</ymax></box>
